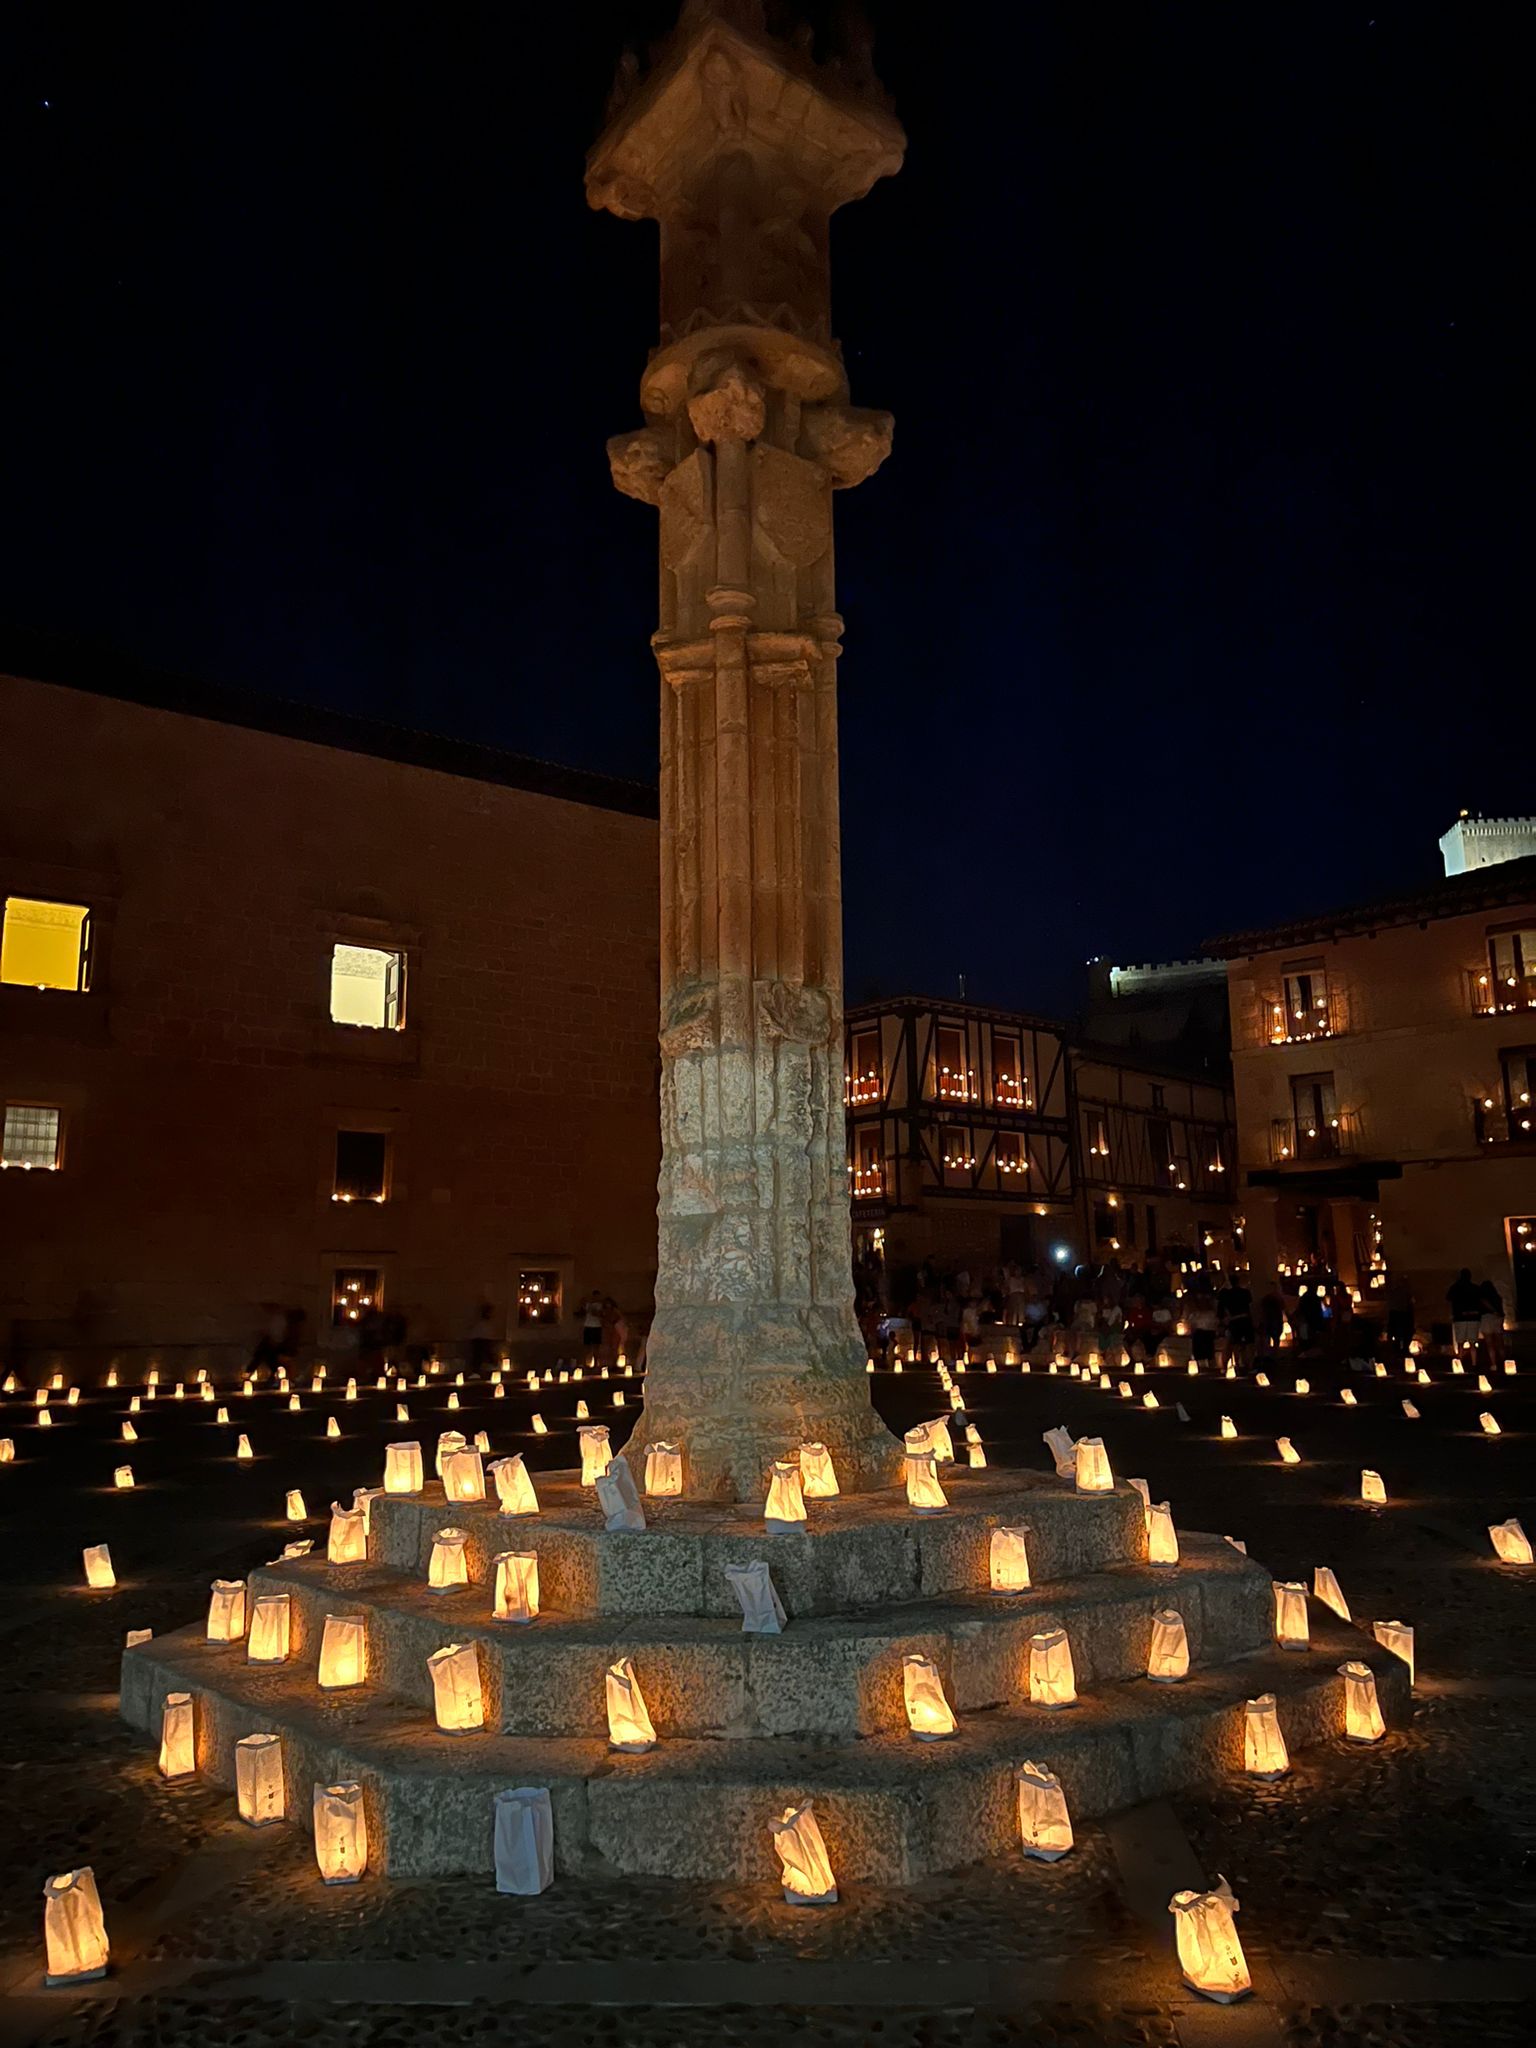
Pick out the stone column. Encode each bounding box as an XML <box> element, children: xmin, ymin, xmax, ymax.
<box><xmin>589</xmin><ymin>4</ymin><xmax>906</xmax><ymax>1498</ymax></box>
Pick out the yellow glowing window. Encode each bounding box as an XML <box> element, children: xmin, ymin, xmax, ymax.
<box><xmin>1</xmin><ymin>898</ymin><xmax>91</xmax><ymax>991</ymax></box>
<box><xmin>2</xmin><ymin>1104</ymin><xmax>63</xmax><ymax>1171</ymax></box>
<box><xmin>329</xmin><ymin>944</ymin><xmax>405</xmax><ymax>1030</ymax></box>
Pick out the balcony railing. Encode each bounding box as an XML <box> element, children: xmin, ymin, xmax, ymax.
<box><xmin>1475</xmin><ymin>1102</ymin><xmax>1535</xmax><ymax>1145</ymax></box>
<box><xmin>1266</xmin><ymin>990</ymin><xmax>1348</xmax><ymax>1045</ymax></box>
<box><xmin>1270</xmin><ymin>1111</ymin><xmax>1359</xmax><ymax>1164</ymax></box>
<box><xmin>934</xmin><ymin>1065</ymin><xmax>978</xmax><ymax>1104</ymax></box>
<box><xmin>850</xmin><ymin>1162</ymin><xmax>885</xmax><ymax>1199</ymax></box>
<box><xmin>845</xmin><ymin>1068</ymin><xmax>882</xmax><ymax>1106</ymax></box>
<box><xmin>1469</xmin><ymin>969</ymin><xmax>1536</xmax><ymax>1017</ymax></box>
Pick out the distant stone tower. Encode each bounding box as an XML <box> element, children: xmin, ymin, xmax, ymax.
<box><xmin>588</xmin><ymin>2</ymin><xmax>905</xmax><ymax>1498</ymax></box>
<box><xmin>1439</xmin><ymin>812</ymin><xmax>1536</xmax><ymax>876</ymax></box>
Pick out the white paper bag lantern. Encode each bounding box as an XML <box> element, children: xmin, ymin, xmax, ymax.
<box><xmin>43</xmin><ymin>1868</ymin><xmax>109</xmax><ymax>1985</ymax></box>
<box><xmin>235</xmin><ymin>1733</ymin><xmax>284</xmax><ymax>1826</ymax></box>
<box><xmin>494</xmin><ymin>1786</ymin><xmax>554</xmax><ymax>1895</ymax></box>
<box><xmin>1220</xmin><ymin>1415</ymin><xmax>1237</xmax><ymax>1439</ymax></box>
<box><xmin>1489</xmin><ymin>1517</ymin><xmax>1533</xmax><ymax>1564</ymax></box>
<box><xmin>446</xmin><ymin>1391</ymin><xmax>461</xmax><ymax>1411</ymax></box>
<box><xmin>327</xmin><ymin>1501</ymin><xmax>367</xmax><ymax>1564</ymax></box>
<box><xmin>1016</xmin><ymin>1761</ymin><xmax>1073</xmax><ymax>1860</ymax></box>
<box><xmin>427</xmin><ymin>1527</ymin><xmax>469</xmax><ymax>1594</ymax></box>
<box><xmin>764</xmin><ymin>1459</ymin><xmax>807</xmax><ymax>1532</ymax></box>
<box><xmin>770</xmin><ymin>1800</ymin><xmax>837</xmax><ymax>1905</ymax></box>
<box><xmin>644</xmin><ymin>1443</ymin><xmax>684</xmax><ymax>1497</ymax></box>
<box><xmin>605</xmin><ymin>1654</ymin><xmax>656</xmax><ymax>1751</ymax></box>
<box><xmin>1044</xmin><ymin>1425</ymin><xmax>1078</xmax><ymax>1475</ymax></box>
<box><xmin>216</xmin><ymin>1406</ymin><xmax>229</xmax><ymax>1423</ymax></box>
<box><xmin>578</xmin><ymin>1426</ymin><xmax>611</xmax><ymax>1485</ymax></box>
<box><xmin>325</xmin><ymin>1416</ymin><xmax>340</xmax><ymax>1440</ymax></box>
<box><xmin>0</xmin><ymin>1438</ymin><xmax>13</xmax><ymax>1462</ymax></box>
<box><xmin>1147</xmin><ymin>1608</ymin><xmax>1189</xmax><ymax>1682</ymax></box>
<box><xmin>1341</xmin><ymin>1387</ymin><xmax>1358</xmax><ymax>1406</ymax></box>
<box><xmin>120</xmin><ymin>1421</ymin><xmax>136</xmax><ymax>1444</ymax></box>
<box><xmin>1170</xmin><ymin>1876</ymin><xmax>1251</xmax><ymax>2002</ymax></box>
<box><xmin>798</xmin><ymin>1442</ymin><xmax>839</xmax><ymax>1497</ymax></box>
<box><xmin>1401</xmin><ymin>1399</ymin><xmax>1419</xmax><ymax>1419</ymax></box>
<box><xmin>1243</xmin><ymin>1693</ymin><xmax>1289</xmax><ymax>1778</ymax></box>
<box><xmin>110</xmin><ymin>1465</ymin><xmax>134</xmax><ymax>1491</ymax></box>
<box><xmin>1072</xmin><ymin>1436</ymin><xmax>1112</xmax><ymax>1494</ymax></box>
<box><xmin>1276</xmin><ymin>1437</ymin><xmax>1300</xmax><ymax>1464</ymax></box>
<box><xmin>313</xmin><ymin>1781</ymin><xmax>368</xmax><ymax>1883</ymax></box>
<box><xmin>1312</xmin><ymin>1566</ymin><xmax>1350</xmax><ymax>1619</ymax></box>
<box><xmin>474</xmin><ymin>1431</ymin><xmax>491</xmax><ymax>1453</ymax></box>
<box><xmin>384</xmin><ymin>1441</ymin><xmax>423</xmax><ymax>1494</ymax></box>
<box><xmin>345</xmin><ymin>1378</ymin><xmax>357</xmax><ymax>1402</ymax></box>
<box><xmin>285</xmin><ymin>1490</ymin><xmax>308</xmax><ymax>1522</ymax></box>
<box><xmin>575</xmin><ymin>1399</ymin><xmax>590</xmax><ymax>1420</ymax></box>
<box><xmin>1029</xmin><ymin>1626</ymin><xmax>1077</xmax><ymax>1708</ymax></box>
<box><xmin>396</xmin><ymin>1403</ymin><xmax>410</xmax><ymax>1423</ymax></box>
<box><xmin>493</xmin><ymin>1550</ymin><xmax>540</xmax><ymax>1624</ymax></box>
<box><xmin>442</xmin><ymin>1447</ymin><xmax>486</xmax><ymax>1504</ymax></box>
<box><xmin>1255</xmin><ymin>1372</ymin><xmax>1270</xmax><ymax>1388</ymax></box>
<box><xmin>596</xmin><ymin>1453</ymin><xmax>645</xmax><ymax>1532</ymax></box>
<box><xmin>288</xmin><ymin>1395</ymin><xmax>301</xmax><ymax>1414</ymax></box>
<box><xmin>1272</xmin><ymin>1581</ymin><xmax>1309</xmax><ymax>1650</ymax></box>
<box><xmin>1147</xmin><ymin>1502</ymin><xmax>1179</xmax><ymax>1566</ymax></box>
<box><xmin>1339</xmin><ymin>1658</ymin><xmax>1385</xmax><ymax>1742</ymax></box>
<box><xmin>158</xmin><ymin>1691</ymin><xmax>196</xmax><ymax>1778</ymax></box>
<box><xmin>1294</xmin><ymin>1377</ymin><xmax>1310</xmax><ymax>1395</ymax></box>
<box><xmin>206</xmin><ymin>1578</ymin><xmax>247</xmax><ymax>1642</ymax></box>
<box><xmin>236</xmin><ymin>1434</ymin><xmax>253</xmax><ymax>1460</ymax></box>
<box><xmin>83</xmin><ymin>1544</ymin><xmax>115</xmax><ymax>1590</ymax></box>
<box><xmin>904</xmin><ymin>1450</ymin><xmax>948</xmax><ymax>1515</ymax></box>
<box><xmin>429</xmin><ymin>1641</ymin><xmax>486</xmax><ymax>1732</ymax></box>
<box><xmin>1479</xmin><ymin>1411</ymin><xmax>1501</xmax><ymax>1435</ymax></box>
<box><xmin>531</xmin><ymin>1412</ymin><xmax>548</xmax><ymax>1435</ymax></box>
<box><xmin>434</xmin><ymin>1431</ymin><xmax>467</xmax><ymax>1477</ymax></box>
<box><xmin>247</xmin><ymin>1591</ymin><xmax>291</xmax><ymax>1663</ymax></box>
<box><xmin>317</xmin><ymin>1613</ymin><xmax>366</xmax><ymax>1689</ymax></box>
<box><xmin>125</xmin><ymin>1627</ymin><xmax>152</xmax><ymax>1647</ymax></box>
<box><xmin>902</xmin><ymin>1653</ymin><xmax>958</xmax><ymax>1738</ymax></box>
<box><xmin>490</xmin><ymin>1454</ymin><xmax>540</xmax><ymax>1516</ymax></box>
<box><xmin>1360</xmin><ymin>1469</ymin><xmax>1387</xmax><ymax>1505</ymax></box>
<box><xmin>990</xmin><ymin>1525</ymin><xmax>1031</xmax><ymax>1594</ymax></box>
<box><xmin>352</xmin><ymin>1487</ymin><xmax>381</xmax><ymax>1534</ymax></box>
<box><xmin>724</xmin><ymin>1560</ymin><xmax>785</xmax><ymax>1633</ymax></box>
<box><xmin>1373</xmin><ymin>1618</ymin><xmax>1415</xmax><ymax>1686</ymax></box>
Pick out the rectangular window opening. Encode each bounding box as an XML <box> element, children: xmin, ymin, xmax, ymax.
<box><xmin>2</xmin><ymin>1103</ymin><xmax>63</xmax><ymax>1171</ymax></box>
<box><xmin>517</xmin><ymin>1270</ymin><xmax>561</xmax><ymax>1326</ymax></box>
<box><xmin>330</xmin><ymin>943</ymin><xmax>406</xmax><ymax>1031</ymax></box>
<box><xmin>332</xmin><ymin>1267</ymin><xmax>382</xmax><ymax>1327</ymax></box>
<box><xmin>1</xmin><ymin>897</ymin><xmax>91</xmax><ymax>992</ymax></box>
<box><xmin>333</xmin><ymin>1130</ymin><xmax>388</xmax><ymax>1203</ymax></box>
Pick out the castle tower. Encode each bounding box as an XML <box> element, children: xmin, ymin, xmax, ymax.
<box><xmin>588</xmin><ymin>3</ymin><xmax>906</xmax><ymax>1497</ymax></box>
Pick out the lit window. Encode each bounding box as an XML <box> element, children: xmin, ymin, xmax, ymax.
<box><xmin>996</xmin><ymin>1132</ymin><xmax>1028</xmax><ymax>1176</ymax></box>
<box><xmin>847</xmin><ymin>1028</ymin><xmax>882</xmax><ymax>1105</ymax></box>
<box><xmin>1</xmin><ymin>897</ymin><xmax>91</xmax><ymax>991</ymax></box>
<box><xmin>332</xmin><ymin>1268</ymin><xmax>382</xmax><ymax>1327</ymax></box>
<box><xmin>2</xmin><ymin>1104</ymin><xmax>63</xmax><ymax>1171</ymax></box>
<box><xmin>330</xmin><ymin>944</ymin><xmax>406</xmax><ymax>1030</ymax></box>
<box><xmin>333</xmin><ymin>1130</ymin><xmax>388</xmax><ymax>1203</ymax></box>
<box><xmin>517</xmin><ymin>1270</ymin><xmax>560</xmax><ymax>1325</ymax></box>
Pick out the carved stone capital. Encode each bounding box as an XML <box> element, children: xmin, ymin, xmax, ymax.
<box><xmin>687</xmin><ymin>364</ymin><xmax>767</xmax><ymax>445</ymax></box>
<box><xmin>800</xmin><ymin>403</ymin><xmax>894</xmax><ymax>488</ymax></box>
<box><xmin>607</xmin><ymin>427</ymin><xmax>672</xmax><ymax>505</ymax></box>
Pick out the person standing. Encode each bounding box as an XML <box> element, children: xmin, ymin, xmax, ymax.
<box><xmin>580</xmin><ymin>1290</ymin><xmax>605</xmax><ymax>1358</ymax></box>
<box><xmin>1477</xmin><ymin>1277</ymin><xmax>1505</xmax><ymax>1370</ymax></box>
<box><xmin>1447</xmin><ymin>1269</ymin><xmax>1483</xmax><ymax>1354</ymax></box>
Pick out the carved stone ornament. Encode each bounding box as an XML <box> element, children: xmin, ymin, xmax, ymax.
<box><xmin>686</xmin><ymin>364</ymin><xmax>767</xmax><ymax>445</ymax></box>
<box><xmin>800</xmin><ymin>404</ymin><xmax>895</xmax><ymax>489</ymax></box>
<box><xmin>607</xmin><ymin>428</ymin><xmax>673</xmax><ymax>506</ymax></box>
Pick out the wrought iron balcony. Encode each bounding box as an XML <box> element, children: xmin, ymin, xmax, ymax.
<box><xmin>1270</xmin><ymin>1111</ymin><xmax>1359</xmax><ymax>1164</ymax></box>
<box><xmin>1469</xmin><ymin>968</ymin><xmax>1536</xmax><ymax>1017</ymax></box>
<box><xmin>1265</xmin><ymin>990</ymin><xmax>1348</xmax><ymax>1045</ymax></box>
<box><xmin>1475</xmin><ymin>1101</ymin><xmax>1534</xmax><ymax>1145</ymax></box>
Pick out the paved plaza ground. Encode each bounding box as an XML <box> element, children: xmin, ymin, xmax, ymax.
<box><xmin>0</xmin><ymin>1338</ymin><xmax>1531</xmax><ymax>2048</ymax></box>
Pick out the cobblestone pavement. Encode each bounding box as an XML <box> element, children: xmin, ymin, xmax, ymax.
<box><xmin>0</xmin><ymin>1340</ymin><xmax>1531</xmax><ymax>2046</ymax></box>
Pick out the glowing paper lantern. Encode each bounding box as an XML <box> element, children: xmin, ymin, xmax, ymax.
<box><xmin>1146</xmin><ymin>1608</ymin><xmax>1190</xmax><ymax>1682</ymax></box>
<box><xmin>596</xmin><ymin>1454</ymin><xmax>646</xmax><ymax>1531</ymax></box>
<box><xmin>1341</xmin><ymin>1387</ymin><xmax>1358</xmax><ymax>1406</ymax></box>
<box><xmin>1220</xmin><ymin>1415</ymin><xmax>1237</xmax><ymax>1439</ymax></box>
<box><xmin>288</xmin><ymin>1396</ymin><xmax>301</xmax><ymax>1414</ymax></box>
<box><xmin>1401</xmin><ymin>1400</ymin><xmax>1419</xmax><ymax>1420</ymax></box>
<box><xmin>798</xmin><ymin>1442</ymin><xmax>839</xmax><ymax>1498</ymax></box>
<box><xmin>1147</xmin><ymin>1502</ymin><xmax>1179</xmax><ymax>1566</ymax></box>
<box><xmin>1074</xmin><ymin>1437</ymin><xmax>1114</xmax><ymax>1493</ymax></box>
<box><xmin>770</xmin><ymin>1801</ymin><xmax>837</xmax><ymax>1905</ymax></box>
<box><xmin>1142</xmin><ymin>1390</ymin><xmax>1159</xmax><ymax>1410</ymax></box>
<box><xmin>474</xmin><ymin>1431</ymin><xmax>490</xmax><ymax>1453</ymax></box>
<box><xmin>318</xmin><ymin>1613</ymin><xmax>367</xmax><ymax>1689</ymax></box>
<box><xmin>352</xmin><ymin>1487</ymin><xmax>381</xmax><ymax>1534</ymax></box>
<box><xmin>1243</xmin><ymin>1693</ymin><xmax>1289</xmax><ymax>1778</ymax></box>
<box><xmin>247</xmin><ymin>1591</ymin><xmax>291</xmax><ymax>1663</ymax></box>
<box><xmin>427</xmin><ymin>1527</ymin><xmax>469</xmax><ymax>1594</ymax></box>
<box><xmin>490</xmin><ymin>1454</ymin><xmax>540</xmax><ymax>1516</ymax></box>
<box><xmin>345</xmin><ymin>1379</ymin><xmax>357</xmax><ymax>1402</ymax></box>
<box><xmin>492</xmin><ymin>1551</ymin><xmax>540</xmax><ymax>1624</ymax></box>
<box><xmin>206</xmin><ymin>1578</ymin><xmax>247</xmax><ymax>1642</ymax></box>
<box><xmin>578</xmin><ymin>1426</ymin><xmax>611</xmax><ymax>1485</ymax></box>
<box><xmin>1339</xmin><ymin>1659</ymin><xmax>1385</xmax><ymax>1742</ymax></box>
<box><xmin>327</xmin><ymin>1501</ymin><xmax>367</xmax><ymax>1564</ymax></box>
<box><xmin>83</xmin><ymin>1544</ymin><xmax>115</xmax><ymax>1590</ymax></box>
<box><xmin>575</xmin><ymin>1399</ymin><xmax>590</xmax><ymax>1421</ymax></box>
<box><xmin>764</xmin><ymin>1460</ymin><xmax>807</xmax><ymax>1533</ymax></box>
<box><xmin>1028</xmin><ymin>1627</ymin><xmax>1077</xmax><ymax>1708</ymax></box>
<box><xmin>1272</xmin><ymin>1581</ymin><xmax>1309</xmax><ymax>1650</ymax></box>
<box><xmin>724</xmin><ymin>1559</ymin><xmax>785</xmax><ymax>1633</ymax></box>
<box><xmin>904</xmin><ymin>1450</ymin><xmax>948</xmax><ymax>1515</ymax></box>
<box><xmin>120</xmin><ymin>1422</ymin><xmax>137</xmax><ymax>1444</ymax></box>
<box><xmin>1170</xmin><ymin>1877</ymin><xmax>1251</xmax><ymax>2003</ymax></box>
<box><xmin>114</xmin><ymin>1465</ymin><xmax>134</xmax><ymax>1489</ymax></box>
<box><xmin>1373</xmin><ymin>1618</ymin><xmax>1415</xmax><ymax>1686</ymax></box>
<box><xmin>1276</xmin><ymin>1437</ymin><xmax>1300</xmax><ymax>1464</ymax></box>
<box><xmin>1043</xmin><ymin>1425</ymin><xmax>1077</xmax><ymax>1474</ymax></box>
<box><xmin>384</xmin><ymin>1441</ymin><xmax>423</xmax><ymax>1494</ymax></box>
<box><xmin>446</xmin><ymin>1392</ymin><xmax>460</xmax><ymax>1411</ymax></box>
<box><xmin>125</xmin><ymin>1627</ymin><xmax>151</xmax><ymax>1648</ymax></box>
<box><xmin>429</xmin><ymin>1642</ymin><xmax>485</xmax><ymax>1732</ymax></box>
<box><xmin>1016</xmin><ymin>1761</ymin><xmax>1073</xmax><ymax>1860</ymax></box>
<box><xmin>643</xmin><ymin>1443</ymin><xmax>683</xmax><ymax>1497</ymax></box>
<box><xmin>442</xmin><ymin>1448</ymin><xmax>486</xmax><ymax>1504</ymax></box>
<box><xmin>235</xmin><ymin>1733</ymin><xmax>284</xmax><ymax>1827</ymax></box>
<box><xmin>1313</xmin><ymin>1566</ymin><xmax>1350</xmax><ymax>1620</ymax></box>
<box><xmin>1489</xmin><ymin>1517</ymin><xmax>1533</xmax><ymax>1564</ymax></box>
<box><xmin>434</xmin><ymin>1431</ymin><xmax>467</xmax><ymax>1477</ymax></box>
<box><xmin>158</xmin><ymin>1691</ymin><xmax>196</xmax><ymax>1778</ymax></box>
<box><xmin>396</xmin><ymin>1404</ymin><xmax>410</xmax><ymax>1424</ymax></box>
<box><xmin>1255</xmin><ymin>1373</ymin><xmax>1270</xmax><ymax>1388</ymax></box>
<box><xmin>43</xmin><ymin>1868</ymin><xmax>109</xmax><ymax>1985</ymax></box>
<box><xmin>990</xmin><ymin>1525</ymin><xmax>1031</xmax><ymax>1593</ymax></box>
<box><xmin>313</xmin><ymin>1781</ymin><xmax>368</xmax><ymax>1883</ymax></box>
<box><xmin>1479</xmin><ymin>1412</ymin><xmax>1501</xmax><ymax>1436</ymax></box>
<box><xmin>286</xmin><ymin>1490</ymin><xmax>308</xmax><ymax>1522</ymax></box>
<box><xmin>216</xmin><ymin>1406</ymin><xmax>229</xmax><ymax>1424</ymax></box>
<box><xmin>0</xmin><ymin>1438</ymin><xmax>12</xmax><ymax>1462</ymax></box>
<box><xmin>605</xmin><ymin>1654</ymin><xmax>656</xmax><ymax>1751</ymax></box>
<box><xmin>531</xmin><ymin>1413</ymin><xmax>548</xmax><ymax>1435</ymax></box>
<box><xmin>236</xmin><ymin>1434</ymin><xmax>253</xmax><ymax>1460</ymax></box>
<box><xmin>1360</xmin><ymin>1469</ymin><xmax>1387</xmax><ymax>1505</ymax></box>
<box><xmin>902</xmin><ymin>1654</ymin><xmax>958</xmax><ymax>1739</ymax></box>
<box><xmin>1294</xmin><ymin>1378</ymin><xmax>1310</xmax><ymax>1395</ymax></box>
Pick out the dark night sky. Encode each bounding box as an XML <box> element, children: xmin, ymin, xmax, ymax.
<box><xmin>1</xmin><ymin>4</ymin><xmax>1523</xmax><ymax>1014</ymax></box>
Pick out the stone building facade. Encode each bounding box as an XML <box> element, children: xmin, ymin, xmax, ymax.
<box><xmin>0</xmin><ymin>644</ymin><xmax>661</xmax><ymax>1375</ymax></box>
<box><xmin>1209</xmin><ymin>857</ymin><xmax>1536</xmax><ymax>1325</ymax></box>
